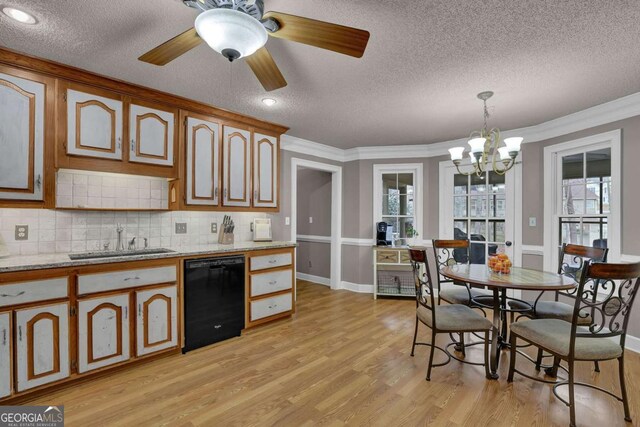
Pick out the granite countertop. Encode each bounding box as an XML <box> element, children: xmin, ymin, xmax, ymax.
<box><xmin>0</xmin><ymin>241</ymin><xmax>297</xmax><ymax>274</ymax></box>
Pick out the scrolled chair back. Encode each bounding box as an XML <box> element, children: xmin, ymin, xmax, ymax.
<box><xmin>558</xmin><ymin>243</ymin><xmax>608</xmax><ymax>299</ymax></box>
<box><xmin>570</xmin><ymin>260</ymin><xmax>640</xmax><ymax>351</ymax></box>
<box><xmin>432</xmin><ymin>239</ymin><xmax>469</xmax><ymax>287</ymax></box>
<box><xmin>408</xmin><ymin>248</ymin><xmax>436</xmax><ymax>313</ymax></box>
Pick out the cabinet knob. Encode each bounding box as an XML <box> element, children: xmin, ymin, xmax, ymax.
<box><xmin>117</xmin><ymin>138</ymin><xmax>121</xmax><ymax>150</ymax></box>
<box><xmin>18</xmin><ymin>326</ymin><xmax>22</xmax><ymax>342</ymax></box>
<box><xmin>214</xmin><ymin>187</ymin><xmax>218</xmax><ymax>198</ymax></box>
<box><xmin>36</xmin><ymin>174</ymin><xmax>42</xmax><ymax>189</ymax></box>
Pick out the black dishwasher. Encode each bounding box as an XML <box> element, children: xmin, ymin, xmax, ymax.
<box><xmin>183</xmin><ymin>256</ymin><xmax>245</xmax><ymax>352</ymax></box>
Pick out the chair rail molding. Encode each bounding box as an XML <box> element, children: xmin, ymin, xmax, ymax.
<box><xmin>296</xmin><ymin>235</ymin><xmax>332</xmax><ymax>244</ymax></box>
<box><xmin>280</xmin><ymin>91</ymin><xmax>640</xmax><ymax>162</ymax></box>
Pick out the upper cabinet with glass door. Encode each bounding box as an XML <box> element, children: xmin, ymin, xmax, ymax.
<box><xmin>0</xmin><ymin>67</ymin><xmax>50</xmax><ymax>202</ymax></box>
<box><xmin>252</xmin><ymin>133</ymin><xmax>279</xmax><ymax>208</ymax></box>
<box><xmin>64</xmin><ymin>84</ymin><xmax>123</xmax><ymax>160</ymax></box>
<box><xmin>128</xmin><ymin>101</ymin><xmax>176</xmax><ymax>167</ymax></box>
<box><xmin>222</xmin><ymin>126</ymin><xmax>251</xmax><ymax>207</ymax></box>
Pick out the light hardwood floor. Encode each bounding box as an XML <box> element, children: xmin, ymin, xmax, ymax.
<box><xmin>25</xmin><ymin>280</ymin><xmax>639</xmax><ymax>426</ymax></box>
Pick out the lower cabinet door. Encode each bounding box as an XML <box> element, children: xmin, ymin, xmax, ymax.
<box><xmin>78</xmin><ymin>294</ymin><xmax>130</xmax><ymax>373</ymax></box>
<box><xmin>136</xmin><ymin>286</ymin><xmax>177</xmax><ymax>356</ymax></box>
<box><xmin>15</xmin><ymin>303</ymin><xmax>70</xmax><ymax>392</ymax></box>
<box><xmin>0</xmin><ymin>312</ymin><xmax>11</xmax><ymax>398</ymax></box>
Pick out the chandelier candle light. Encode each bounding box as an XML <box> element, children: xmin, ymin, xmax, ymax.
<box><xmin>448</xmin><ymin>91</ymin><xmax>523</xmax><ymax>176</ymax></box>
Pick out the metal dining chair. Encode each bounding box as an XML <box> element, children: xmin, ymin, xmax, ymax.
<box><xmin>408</xmin><ymin>248</ymin><xmax>493</xmax><ymax>381</ymax></box>
<box><xmin>509</xmin><ymin>243</ymin><xmax>608</xmax><ymax>372</ymax></box>
<box><xmin>508</xmin><ymin>260</ymin><xmax>640</xmax><ymax>427</ymax></box>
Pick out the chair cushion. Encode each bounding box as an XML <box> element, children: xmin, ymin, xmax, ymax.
<box><xmin>510</xmin><ymin>319</ymin><xmax>623</xmax><ymax>361</ymax></box>
<box><xmin>440</xmin><ymin>286</ymin><xmax>494</xmax><ymax>306</ymax></box>
<box><xmin>507</xmin><ymin>300</ymin><xmax>592</xmax><ymax>325</ymax></box>
<box><xmin>417</xmin><ymin>304</ymin><xmax>493</xmax><ymax>332</ymax></box>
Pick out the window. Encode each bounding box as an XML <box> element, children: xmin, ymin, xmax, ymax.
<box><xmin>543</xmin><ymin>130</ymin><xmax>621</xmax><ymax>271</ymax></box>
<box><xmin>559</xmin><ymin>148</ymin><xmax>611</xmax><ymax>248</ymax></box>
<box><xmin>373</xmin><ymin>164</ymin><xmax>423</xmax><ymax>243</ymax></box>
<box><xmin>453</xmin><ymin>171</ymin><xmax>507</xmax><ymax>264</ymax></box>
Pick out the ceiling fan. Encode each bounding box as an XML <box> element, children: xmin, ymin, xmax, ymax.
<box><xmin>138</xmin><ymin>0</ymin><xmax>371</xmax><ymax>92</ymax></box>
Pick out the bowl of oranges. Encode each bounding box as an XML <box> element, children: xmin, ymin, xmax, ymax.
<box><xmin>488</xmin><ymin>253</ymin><xmax>512</xmax><ymax>274</ymax></box>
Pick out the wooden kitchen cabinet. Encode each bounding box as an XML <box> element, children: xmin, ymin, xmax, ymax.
<box><xmin>135</xmin><ymin>285</ymin><xmax>178</xmax><ymax>356</ymax></box>
<box><xmin>64</xmin><ymin>84</ymin><xmax>123</xmax><ymax>160</ymax></box>
<box><xmin>78</xmin><ymin>294</ymin><xmax>130</xmax><ymax>373</ymax></box>
<box><xmin>222</xmin><ymin>126</ymin><xmax>251</xmax><ymax>207</ymax></box>
<box><xmin>0</xmin><ymin>312</ymin><xmax>10</xmax><ymax>398</ymax></box>
<box><xmin>15</xmin><ymin>302</ymin><xmax>70</xmax><ymax>392</ymax></box>
<box><xmin>185</xmin><ymin>114</ymin><xmax>220</xmax><ymax>206</ymax></box>
<box><xmin>128</xmin><ymin>101</ymin><xmax>176</xmax><ymax>167</ymax></box>
<box><xmin>0</xmin><ymin>68</ymin><xmax>47</xmax><ymax>202</ymax></box>
<box><xmin>252</xmin><ymin>133</ymin><xmax>279</xmax><ymax>208</ymax></box>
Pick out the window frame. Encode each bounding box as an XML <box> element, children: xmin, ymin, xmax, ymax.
<box><xmin>373</xmin><ymin>164</ymin><xmax>423</xmax><ymax>243</ymax></box>
<box><xmin>543</xmin><ymin>130</ymin><xmax>621</xmax><ymax>272</ymax></box>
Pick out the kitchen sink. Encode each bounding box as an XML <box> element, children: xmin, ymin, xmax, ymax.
<box><xmin>68</xmin><ymin>248</ymin><xmax>175</xmax><ymax>260</ymax></box>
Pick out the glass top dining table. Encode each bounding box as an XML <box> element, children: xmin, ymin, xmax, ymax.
<box><xmin>441</xmin><ymin>264</ymin><xmax>576</xmax><ymax>379</ymax></box>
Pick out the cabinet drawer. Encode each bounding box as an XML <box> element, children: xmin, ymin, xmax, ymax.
<box><xmin>78</xmin><ymin>266</ymin><xmax>177</xmax><ymax>295</ymax></box>
<box><xmin>250</xmin><ymin>252</ymin><xmax>292</xmax><ymax>271</ymax></box>
<box><xmin>0</xmin><ymin>278</ymin><xmax>68</xmax><ymax>308</ymax></box>
<box><xmin>400</xmin><ymin>251</ymin><xmax>411</xmax><ymax>264</ymax></box>
<box><xmin>251</xmin><ymin>269</ymin><xmax>293</xmax><ymax>297</ymax></box>
<box><xmin>250</xmin><ymin>292</ymin><xmax>292</xmax><ymax>322</ymax></box>
<box><xmin>376</xmin><ymin>250</ymin><xmax>399</xmax><ymax>264</ymax></box>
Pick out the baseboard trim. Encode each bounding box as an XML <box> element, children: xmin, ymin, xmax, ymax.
<box><xmin>624</xmin><ymin>334</ymin><xmax>640</xmax><ymax>354</ymax></box>
<box><xmin>296</xmin><ymin>272</ymin><xmax>331</xmax><ymax>286</ymax></box>
<box><xmin>340</xmin><ymin>281</ymin><xmax>374</xmax><ymax>293</ymax></box>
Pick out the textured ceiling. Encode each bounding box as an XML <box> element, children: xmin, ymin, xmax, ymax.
<box><xmin>2</xmin><ymin>0</ymin><xmax>640</xmax><ymax>149</ymax></box>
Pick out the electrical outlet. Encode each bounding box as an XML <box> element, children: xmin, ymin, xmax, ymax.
<box><xmin>529</xmin><ymin>217</ymin><xmax>537</xmax><ymax>227</ymax></box>
<box><xmin>211</xmin><ymin>222</ymin><xmax>217</xmax><ymax>233</ymax></box>
<box><xmin>308</xmin><ymin>260</ymin><xmax>312</xmax><ymax>268</ymax></box>
<box><xmin>175</xmin><ymin>223</ymin><xmax>187</xmax><ymax>234</ymax></box>
<box><xmin>309</xmin><ymin>216</ymin><xmax>313</xmax><ymax>224</ymax></box>
<box><xmin>15</xmin><ymin>225</ymin><xmax>28</xmax><ymax>241</ymax></box>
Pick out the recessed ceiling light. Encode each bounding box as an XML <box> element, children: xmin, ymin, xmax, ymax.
<box><xmin>2</xmin><ymin>7</ymin><xmax>37</xmax><ymax>24</ymax></box>
<box><xmin>262</xmin><ymin>98</ymin><xmax>277</xmax><ymax>107</ymax></box>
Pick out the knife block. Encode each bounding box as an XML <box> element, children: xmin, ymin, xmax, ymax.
<box><xmin>218</xmin><ymin>229</ymin><xmax>234</xmax><ymax>245</ymax></box>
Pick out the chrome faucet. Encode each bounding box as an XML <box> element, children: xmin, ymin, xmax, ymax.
<box><xmin>116</xmin><ymin>223</ymin><xmax>125</xmax><ymax>251</ymax></box>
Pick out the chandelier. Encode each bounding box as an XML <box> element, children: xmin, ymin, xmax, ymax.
<box><xmin>448</xmin><ymin>91</ymin><xmax>522</xmax><ymax>177</ymax></box>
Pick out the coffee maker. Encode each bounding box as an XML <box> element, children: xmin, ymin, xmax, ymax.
<box><xmin>376</xmin><ymin>222</ymin><xmax>393</xmax><ymax>246</ymax></box>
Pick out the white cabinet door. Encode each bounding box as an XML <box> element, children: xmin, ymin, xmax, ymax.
<box><xmin>0</xmin><ymin>72</ymin><xmax>45</xmax><ymax>201</ymax></box>
<box><xmin>252</xmin><ymin>133</ymin><xmax>278</xmax><ymax>208</ymax></box>
<box><xmin>129</xmin><ymin>104</ymin><xmax>175</xmax><ymax>166</ymax></box>
<box><xmin>136</xmin><ymin>286</ymin><xmax>177</xmax><ymax>356</ymax></box>
<box><xmin>0</xmin><ymin>312</ymin><xmax>11</xmax><ymax>398</ymax></box>
<box><xmin>66</xmin><ymin>89</ymin><xmax>123</xmax><ymax>160</ymax></box>
<box><xmin>15</xmin><ymin>303</ymin><xmax>70</xmax><ymax>392</ymax></box>
<box><xmin>78</xmin><ymin>294</ymin><xmax>130</xmax><ymax>373</ymax></box>
<box><xmin>222</xmin><ymin>126</ymin><xmax>251</xmax><ymax>207</ymax></box>
<box><xmin>186</xmin><ymin>117</ymin><xmax>220</xmax><ymax>206</ymax></box>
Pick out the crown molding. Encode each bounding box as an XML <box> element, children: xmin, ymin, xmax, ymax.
<box><xmin>281</xmin><ymin>91</ymin><xmax>640</xmax><ymax>162</ymax></box>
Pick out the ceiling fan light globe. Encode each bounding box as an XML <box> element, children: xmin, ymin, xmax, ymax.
<box><xmin>195</xmin><ymin>8</ymin><xmax>268</xmax><ymax>60</ymax></box>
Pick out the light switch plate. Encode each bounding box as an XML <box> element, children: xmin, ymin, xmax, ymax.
<box><xmin>309</xmin><ymin>217</ymin><xmax>313</xmax><ymax>224</ymax></box>
<box><xmin>211</xmin><ymin>223</ymin><xmax>217</xmax><ymax>233</ymax></box>
<box><xmin>15</xmin><ymin>225</ymin><xmax>28</xmax><ymax>241</ymax></box>
<box><xmin>285</xmin><ymin>217</ymin><xmax>290</xmax><ymax>226</ymax></box>
<box><xmin>175</xmin><ymin>223</ymin><xmax>187</xmax><ymax>234</ymax></box>
<box><xmin>529</xmin><ymin>217</ymin><xmax>537</xmax><ymax>227</ymax></box>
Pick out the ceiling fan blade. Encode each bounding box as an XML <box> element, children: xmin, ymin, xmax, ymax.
<box><xmin>138</xmin><ymin>28</ymin><xmax>202</xmax><ymax>66</ymax></box>
<box><xmin>245</xmin><ymin>47</ymin><xmax>288</xmax><ymax>92</ymax></box>
<box><xmin>263</xmin><ymin>11</ymin><xmax>370</xmax><ymax>58</ymax></box>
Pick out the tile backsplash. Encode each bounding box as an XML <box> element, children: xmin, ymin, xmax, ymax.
<box><xmin>0</xmin><ymin>209</ymin><xmax>270</xmax><ymax>256</ymax></box>
<box><xmin>56</xmin><ymin>169</ymin><xmax>169</xmax><ymax>210</ymax></box>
